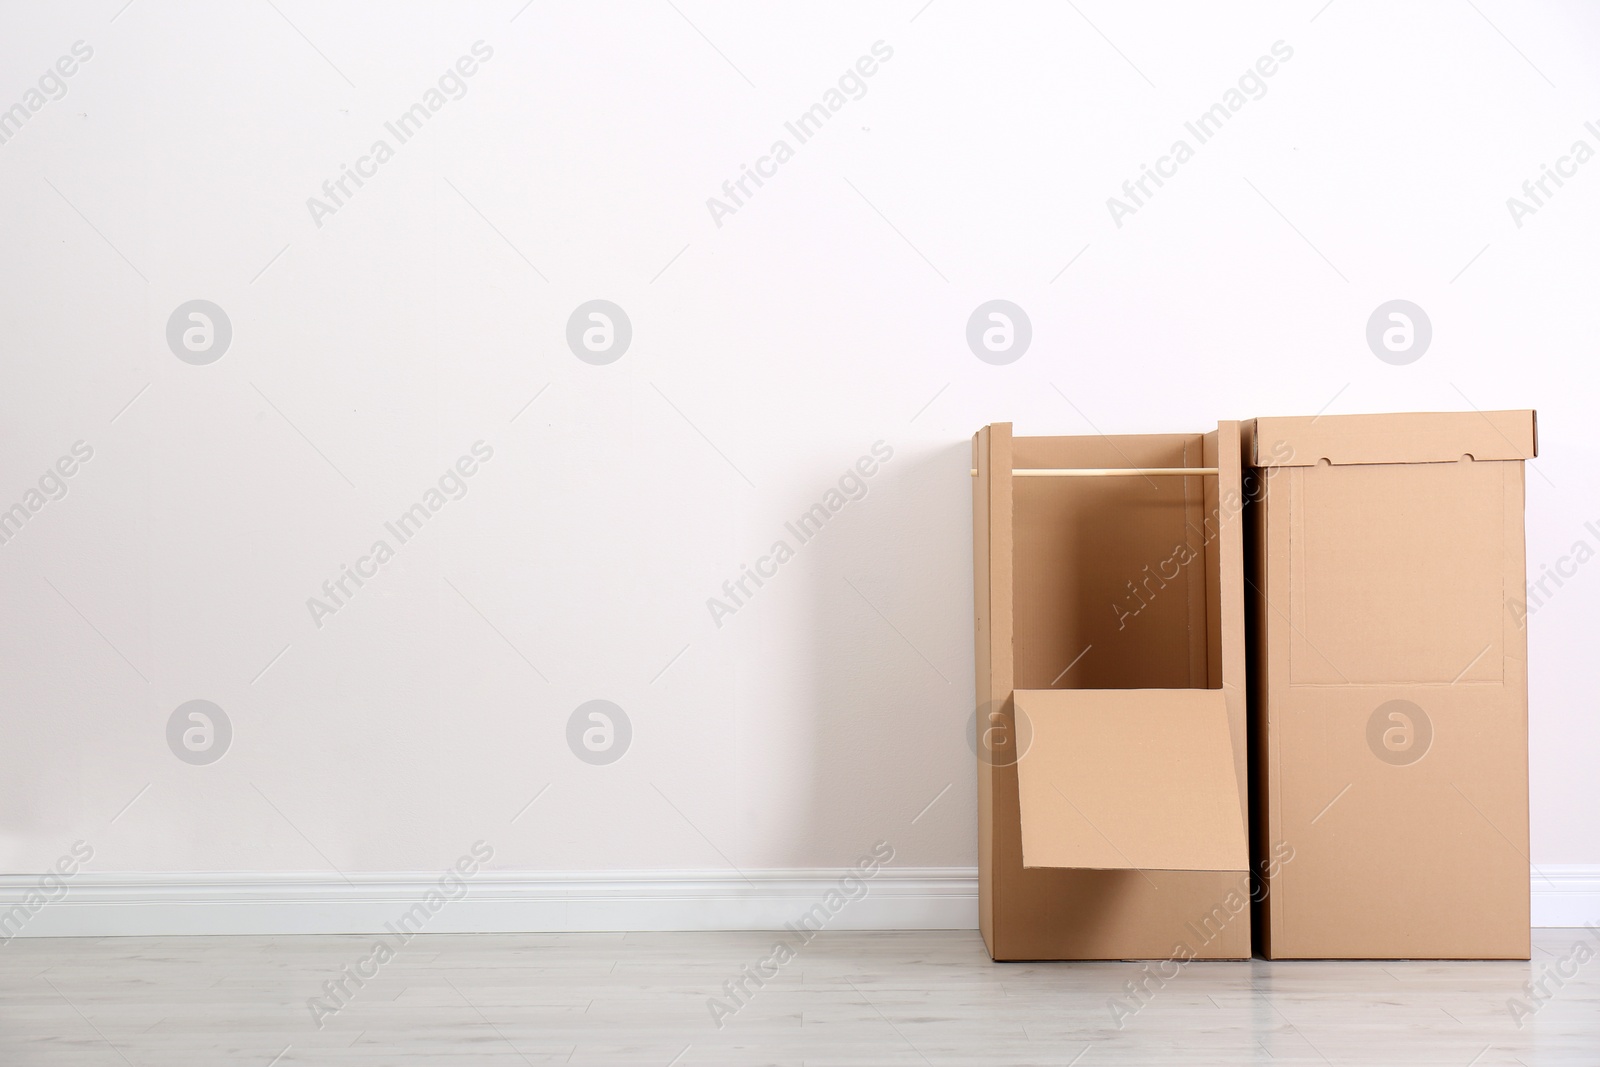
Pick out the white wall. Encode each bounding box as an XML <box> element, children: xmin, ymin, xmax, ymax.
<box><xmin>2</xmin><ymin>0</ymin><xmax>1597</xmax><ymax>909</ymax></box>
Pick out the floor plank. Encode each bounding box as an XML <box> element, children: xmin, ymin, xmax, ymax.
<box><xmin>0</xmin><ymin>929</ymin><xmax>1595</xmax><ymax>1065</ymax></box>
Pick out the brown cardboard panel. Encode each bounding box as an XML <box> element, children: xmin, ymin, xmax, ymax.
<box><xmin>1207</xmin><ymin>423</ymin><xmax>1250</xmax><ymax>839</ymax></box>
<box><xmin>972</xmin><ymin>423</ymin><xmax>1013</xmax><ymax>958</ymax></box>
<box><xmin>1271</xmin><ymin>685</ymin><xmax>1529</xmax><ymax>958</ymax></box>
<box><xmin>1287</xmin><ymin>461</ymin><xmax>1507</xmax><ymax>686</ymax></box>
<box><xmin>1245</xmin><ymin>411</ymin><xmax>1532</xmax><ymax>959</ymax></box>
<box><xmin>1251</xmin><ymin>410</ymin><xmax>1536</xmax><ymax>467</ymax></box>
<box><xmin>974</xmin><ymin>422</ymin><xmax>1252</xmax><ymax>960</ymax></box>
<box><xmin>990</xmin><ymin>868</ymin><xmax>1254</xmax><ymax>960</ymax></box>
<box><xmin>1202</xmin><ymin>431</ymin><xmax>1225</xmax><ymax>691</ymax></box>
<box><xmin>971</xmin><ymin>427</ymin><xmax>995</xmax><ymax>951</ymax></box>
<box><xmin>1014</xmin><ymin>689</ymin><xmax>1248</xmax><ymax>872</ymax></box>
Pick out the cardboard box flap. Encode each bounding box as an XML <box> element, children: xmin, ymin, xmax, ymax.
<box><xmin>1250</xmin><ymin>410</ymin><xmax>1537</xmax><ymax>467</ymax></box>
<box><xmin>1013</xmin><ymin>689</ymin><xmax>1248</xmax><ymax>872</ymax></box>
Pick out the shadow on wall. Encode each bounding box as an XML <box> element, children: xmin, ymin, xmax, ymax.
<box><xmin>793</xmin><ymin>439</ymin><xmax>975</xmax><ymax>868</ymax></box>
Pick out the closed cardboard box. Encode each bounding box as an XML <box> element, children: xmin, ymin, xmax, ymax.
<box><xmin>1243</xmin><ymin>410</ymin><xmax>1536</xmax><ymax>959</ymax></box>
<box><xmin>972</xmin><ymin>422</ymin><xmax>1253</xmax><ymax>960</ymax></box>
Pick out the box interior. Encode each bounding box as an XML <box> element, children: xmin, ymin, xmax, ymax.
<box><xmin>1011</xmin><ymin>432</ymin><xmax>1222</xmax><ymax>692</ymax></box>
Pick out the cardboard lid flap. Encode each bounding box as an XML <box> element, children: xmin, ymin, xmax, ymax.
<box><xmin>1013</xmin><ymin>689</ymin><xmax>1248</xmax><ymax>872</ymax></box>
<box><xmin>1251</xmin><ymin>410</ymin><xmax>1537</xmax><ymax>467</ymax></box>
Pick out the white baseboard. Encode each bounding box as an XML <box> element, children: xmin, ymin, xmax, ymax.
<box><xmin>2</xmin><ymin>867</ymin><xmax>1594</xmax><ymax>937</ymax></box>
<box><xmin>1532</xmin><ymin>865</ymin><xmax>1600</xmax><ymax>928</ymax></box>
<box><xmin>0</xmin><ymin>868</ymin><xmax>978</xmax><ymax>938</ymax></box>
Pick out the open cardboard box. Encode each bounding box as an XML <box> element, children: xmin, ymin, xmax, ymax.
<box><xmin>1243</xmin><ymin>410</ymin><xmax>1536</xmax><ymax>959</ymax></box>
<box><xmin>972</xmin><ymin>422</ymin><xmax>1254</xmax><ymax>960</ymax></box>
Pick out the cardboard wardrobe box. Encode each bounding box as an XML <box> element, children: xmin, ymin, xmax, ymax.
<box><xmin>972</xmin><ymin>421</ymin><xmax>1253</xmax><ymax>961</ymax></box>
<box><xmin>1242</xmin><ymin>410</ymin><xmax>1536</xmax><ymax>960</ymax></box>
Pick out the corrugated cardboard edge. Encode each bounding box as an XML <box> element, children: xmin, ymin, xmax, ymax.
<box><xmin>1240</xmin><ymin>418</ymin><xmax>1278</xmax><ymax>958</ymax></box>
<box><xmin>1249</xmin><ymin>410</ymin><xmax>1537</xmax><ymax>467</ymax></box>
<box><xmin>971</xmin><ymin>427</ymin><xmax>991</xmax><ymax>950</ymax></box>
<box><xmin>972</xmin><ymin>423</ymin><xmax>1014</xmax><ymax>959</ymax></box>
<box><xmin>1208</xmin><ymin>422</ymin><xmax>1250</xmax><ymax>839</ymax></box>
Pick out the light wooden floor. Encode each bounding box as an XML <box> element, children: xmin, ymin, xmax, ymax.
<box><xmin>2</xmin><ymin>930</ymin><xmax>1595</xmax><ymax>1065</ymax></box>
